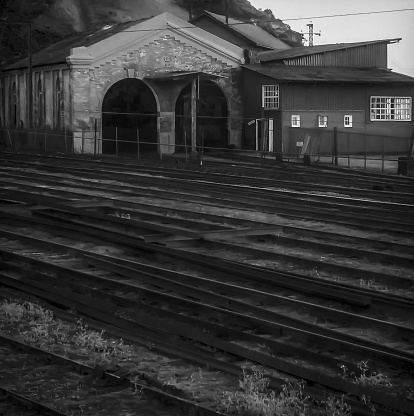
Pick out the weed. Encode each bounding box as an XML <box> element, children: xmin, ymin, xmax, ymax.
<box><xmin>219</xmin><ymin>366</ymin><xmax>351</xmax><ymax>415</ymax></box>
<box><xmin>0</xmin><ymin>300</ymin><xmax>134</xmax><ymax>363</ymax></box>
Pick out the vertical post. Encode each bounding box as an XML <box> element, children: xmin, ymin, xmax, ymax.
<box><xmin>44</xmin><ymin>125</ymin><xmax>47</xmax><ymax>152</ymax></box>
<box><xmin>184</xmin><ymin>130</ymin><xmax>188</xmax><ymax>163</ymax></box>
<box><xmin>64</xmin><ymin>120</ymin><xmax>67</xmax><ymax>153</ymax></box>
<box><xmin>381</xmin><ymin>136</ymin><xmax>385</xmax><ymax>174</ymax></box>
<box><xmin>255</xmin><ymin>120</ymin><xmax>258</xmax><ymax>151</ymax></box>
<box><xmin>94</xmin><ymin>118</ymin><xmax>97</xmax><ymax>155</ymax></box>
<box><xmin>225</xmin><ymin>0</ymin><xmax>229</xmax><ymax>24</ymax></box>
<box><xmin>191</xmin><ymin>77</ymin><xmax>197</xmax><ymax>152</ymax></box>
<box><xmin>115</xmin><ymin>127</ymin><xmax>118</xmax><ymax>156</ymax></box>
<box><xmin>28</xmin><ymin>23</ymin><xmax>33</xmax><ymax>129</ymax></box>
<box><xmin>189</xmin><ymin>0</ymin><xmax>193</xmax><ymax>20</ymax></box>
<box><xmin>347</xmin><ymin>132</ymin><xmax>350</xmax><ymax>168</ymax></box>
<box><xmin>364</xmin><ymin>134</ymin><xmax>367</xmax><ymax>170</ymax></box>
<box><xmin>137</xmin><ymin>129</ymin><xmax>140</xmax><ymax>160</ymax></box>
<box><xmin>333</xmin><ymin>127</ymin><xmax>338</xmax><ymax>165</ymax></box>
<box><xmin>81</xmin><ymin>130</ymin><xmax>84</xmax><ymax>154</ymax></box>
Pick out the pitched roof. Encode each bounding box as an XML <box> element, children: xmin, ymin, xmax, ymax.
<box><xmin>243</xmin><ymin>65</ymin><xmax>414</xmax><ymax>83</ymax></box>
<box><xmin>192</xmin><ymin>11</ymin><xmax>291</xmax><ymax>50</ymax></box>
<box><xmin>2</xmin><ymin>20</ymin><xmax>147</xmax><ymax>70</ymax></box>
<box><xmin>2</xmin><ymin>12</ymin><xmax>244</xmax><ymax>71</ymax></box>
<box><xmin>258</xmin><ymin>39</ymin><xmax>401</xmax><ymax>62</ymax></box>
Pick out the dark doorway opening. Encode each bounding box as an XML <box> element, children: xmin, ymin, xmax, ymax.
<box><xmin>175</xmin><ymin>79</ymin><xmax>228</xmax><ymax>153</ymax></box>
<box><xmin>102</xmin><ymin>79</ymin><xmax>157</xmax><ymax>156</ymax></box>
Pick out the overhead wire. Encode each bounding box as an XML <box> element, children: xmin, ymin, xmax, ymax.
<box><xmin>116</xmin><ymin>8</ymin><xmax>414</xmax><ymax>33</ymax></box>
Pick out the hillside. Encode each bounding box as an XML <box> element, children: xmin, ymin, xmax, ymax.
<box><xmin>0</xmin><ymin>0</ymin><xmax>303</xmax><ymax>66</ymax></box>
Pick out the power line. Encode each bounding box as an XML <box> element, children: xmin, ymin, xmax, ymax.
<box><xmin>116</xmin><ymin>8</ymin><xmax>414</xmax><ymax>33</ymax></box>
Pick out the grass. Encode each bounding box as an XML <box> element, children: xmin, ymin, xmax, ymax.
<box><xmin>0</xmin><ymin>299</ymin><xmax>134</xmax><ymax>364</ymax></box>
<box><xmin>218</xmin><ymin>366</ymin><xmax>352</xmax><ymax>416</ymax></box>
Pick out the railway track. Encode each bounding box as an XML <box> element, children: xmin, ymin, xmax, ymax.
<box><xmin>0</xmin><ymin>210</ymin><xmax>413</xmax><ymax>415</ymax></box>
<box><xmin>0</xmin><ymin>329</ymin><xmax>221</xmax><ymax>416</ymax></box>
<box><xmin>0</xmin><ymin>152</ymin><xmax>413</xmax><ymax>415</ymax></box>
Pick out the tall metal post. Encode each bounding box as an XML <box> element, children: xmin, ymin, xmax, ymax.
<box><xmin>225</xmin><ymin>0</ymin><xmax>229</xmax><ymax>24</ymax></box>
<box><xmin>306</xmin><ymin>23</ymin><xmax>314</xmax><ymax>46</ymax></box>
<box><xmin>28</xmin><ymin>23</ymin><xmax>32</xmax><ymax>128</ymax></box>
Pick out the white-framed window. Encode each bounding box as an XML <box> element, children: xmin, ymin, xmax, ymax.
<box><xmin>370</xmin><ymin>96</ymin><xmax>411</xmax><ymax>121</ymax></box>
<box><xmin>262</xmin><ymin>85</ymin><xmax>279</xmax><ymax>109</ymax></box>
<box><xmin>291</xmin><ymin>114</ymin><xmax>300</xmax><ymax>127</ymax></box>
<box><xmin>344</xmin><ymin>115</ymin><xmax>353</xmax><ymax>127</ymax></box>
<box><xmin>318</xmin><ymin>115</ymin><xmax>328</xmax><ymax>128</ymax></box>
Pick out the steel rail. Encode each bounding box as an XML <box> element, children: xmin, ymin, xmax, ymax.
<box><xmin>1</xmin><ymin>173</ymin><xmax>414</xmax><ymax>238</ymax></box>
<box><xmin>2</xmin><ymin>152</ymin><xmax>414</xmax><ymax>194</ymax></box>
<box><xmin>2</xmin><ymin>164</ymin><xmax>414</xmax><ymax>217</ymax></box>
<box><xmin>1</xmin><ymin>265</ymin><xmax>412</xmax><ymax>415</ymax></box>
<box><xmin>167</xmin><ymin>238</ymin><xmax>414</xmax><ymax>290</ymax></box>
<box><xmin>3</xmin><ymin>246</ymin><xmax>413</xmax><ymax>361</ymax></box>
<box><xmin>0</xmin><ymin>209</ymin><xmax>411</xmax><ymax>311</ymax></box>
<box><xmin>0</xmin><ymin>334</ymin><xmax>222</xmax><ymax>416</ymax></box>
<box><xmin>26</xmin><ymin>205</ymin><xmax>414</xmax><ymax>291</ymax></box>
<box><xmin>85</xmin><ymin>202</ymin><xmax>414</xmax><ymax>267</ymax></box>
<box><xmin>2</xmin><ymin>159</ymin><xmax>414</xmax><ymax>212</ymax></box>
<box><xmin>0</xmin><ymin>386</ymin><xmax>67</xmax><ymax>416</ymax></box>
<box><xmin>0</xmin><ymin>274</ymin><xmax>395</xmax><ymax>416</ymax></box>
<box><xmin>1</xmin><ymin>234</ymin><xmax>413</xmax><ymax>369</ymax></box>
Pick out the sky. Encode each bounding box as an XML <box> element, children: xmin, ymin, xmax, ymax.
<box><xmin>248</xmin><ymin>0</ymin><xmax>414</xmax><ymax>78</ymax></box>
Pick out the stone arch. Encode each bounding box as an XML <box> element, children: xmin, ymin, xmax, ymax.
<box><xmin>101</xmin><ymin>78</ymin><xmax>158</xmax><ymax>156</ymax></box>
<box><xmin>174</xmin><ymin>78</ymin><xmax>229</xmax><ymax>152</ymax></box>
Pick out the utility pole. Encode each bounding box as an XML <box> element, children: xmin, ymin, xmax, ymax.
<box><xmin>302</xmin><ymin>22</ymin><xmax>321</xmax><ymax>46</ymax></box>
<box><xmin>0</xmin><ymin>20</ymin><xmax>33</xmax><ymax>127</ymax></box>
<box><xmin>189</xmin><ymin>0</ymin><xmax>193</xmax><ymax>20</ymax></box>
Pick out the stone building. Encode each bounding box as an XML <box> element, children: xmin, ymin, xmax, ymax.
<box><xmin>0</xmin><ymin>12</ymin><xmax>245</xmax><ymax>155</ymax></box>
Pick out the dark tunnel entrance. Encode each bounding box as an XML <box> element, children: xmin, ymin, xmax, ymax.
<box><xmin>175</xmin><ymin>79</ymin><xmax>228</xmax><ymax>152</ymax></box>
<box><xmin>102</xmin><ymin>79</ymin><xmax>158</xmax><ymax>156</ymax></box>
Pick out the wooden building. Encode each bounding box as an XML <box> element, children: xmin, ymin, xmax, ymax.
<box><xmin>0</xmin><ymin>12</ymin><xmax>245</xmax><ymax>155</ymax></box>
<box><xmin>190</xmin><ymin>11</ymin><xmax>292</xmax><ymax>63</ymax></box>
<box><xmin>242</xmin><ymin>39</ymin><xmax>414</xmax><ymax>157</ymax></box>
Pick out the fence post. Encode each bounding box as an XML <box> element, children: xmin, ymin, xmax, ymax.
<box><xmin>44</xmin><ymin>125</ymin><xmax>47</xmax><ymax>152</ymax></box>
<box><xmin>333</xmin><ymin>127</ymin><xmax>338</xmax><ymax>165</ymax></box>
<box><xmin>115</xmin><ymin>127</ymin><xmax>118</xmax><ymax>157</ymax></box>
<box><xmin>364</xmin><ymin>134</ymin><xmax>367</xmax><ymax>170</ymax></box>
<box><xmin>347</xmin><ymin>132</ymin><xmax>350</xmax><ymax>168</ymax></box>
<box><xmin>381</xmin><ymin>135</ymin><xmax>385</xmax><ymax>174</ymax></box>
<box><xmin>64</xmin><ymin>123</ymin><xmax>68</xmax><ymax>153</ymax></box>
<box><xmin>137</xmin><ymin>129</ymin><xmax>140</xmax><ymax>160</ymax></box>
<box><xmin>94</xmin><ymin>118</ymin><xmax>97</xmax><ymax>155</ymax></box>
<box><xmin>81</xmin><ymin>130</ymin><xmax>84</xmax><ymax>154</ymax></box>
<box><xmin>184</xmin><ymin>130</ymin><xmax>188</xmax><ymax>163</ymax></box>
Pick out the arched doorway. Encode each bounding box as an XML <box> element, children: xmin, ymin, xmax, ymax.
<box><xmin>175</xmin><ymin>79</ymin><xmax>228</xmax><ymax>152</ymax></box>
<box><xmin>102</xmin><ymin>79</ymin><xmax>158</xmax><ymax>156</ymax></box>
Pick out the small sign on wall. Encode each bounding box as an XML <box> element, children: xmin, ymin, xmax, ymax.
<box><xmin>296</xmin><ymin>141</ymin><xmax>304</xmax><ymax>147</ymax></box>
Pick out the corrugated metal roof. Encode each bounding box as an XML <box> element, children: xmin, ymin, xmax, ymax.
<box><xmin>198</xmin><ymin>11</ymin><xmax>291</xmax><ymax>50</ymax></box>
<box><xmin>243</xmin><ymin>65</ymin><xmax>414</xmax><ymax>83</ymax></box>
<box><xmin>2</xmin><ymin>19</ymin><xmax>148</xmax><ymax>70</ymax></box>
<box><xmin>258</xmin><ymin>39</ymin><xmax>401</xmax><ymax>62</ymax></box>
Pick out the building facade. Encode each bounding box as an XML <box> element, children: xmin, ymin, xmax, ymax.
<box><xmin>242</xmin><ymin>40</ymin><xmax>414</xmax><ymax>157</ymax></box>
<box><xmin>0</xmin><ymin>13</ymin><xmax>245</xmax><ymax>155</ymax></box>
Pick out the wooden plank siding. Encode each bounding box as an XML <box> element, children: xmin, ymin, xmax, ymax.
<box><xmin>281</xmin><ymin>83</ymin><xmax>366</xmax><ymax>111</ymax></box>
<box><xmin>281</xmin><ymin>43</ymin><xmax>387</xmax><ymax>68</ymax></box>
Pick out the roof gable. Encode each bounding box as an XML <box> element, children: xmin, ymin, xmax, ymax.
<box><xmin>3</xmin><ymin>12</ymin><xmax>244</xmax><ymax>71</ymax></box>
<box><xmin>191</xmin><ymin>11</ymin><xmax>291</xmax><ymax>50</ymax></box>
<box><xmin>258</xmin><ymin>39</ymin><xmax>401</xmax><ymax>62</ymax></box>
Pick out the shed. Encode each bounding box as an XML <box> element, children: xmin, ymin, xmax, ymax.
<box><xmin>0</xmin><ymin>12</ymin><xmax>245</xmax><ymax>155</ymax></box>
<box><xmin>242</xmin><ymin>64</ymin><xmax>414</xmax><ymax>157</ymax></box>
